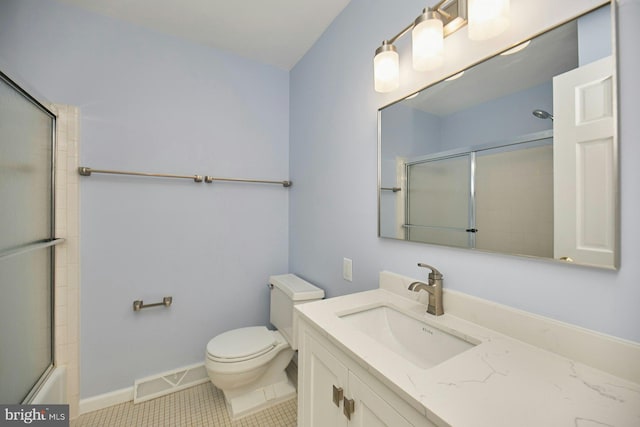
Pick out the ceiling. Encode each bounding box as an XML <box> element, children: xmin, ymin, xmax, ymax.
<box><xmin>56</xmin><ymin>0</ymin><xmax>352</xmax><ymax>70</ymax></box>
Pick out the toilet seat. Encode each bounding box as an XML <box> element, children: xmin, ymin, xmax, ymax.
<box><xmin>207</xmin><ymin>326</ymin><xmax>278</xmax><ymax>363</ymax></box>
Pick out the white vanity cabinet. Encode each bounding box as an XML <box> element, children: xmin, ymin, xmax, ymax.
<box><xmin>298</xmin><ymin>321</ymin><xmax>436</xmax><ymax>427</ymax></box>
<box><xmin>296</xmin><ymin>280</ymin><xmax>640</xmax><ymax>427</ymax></box>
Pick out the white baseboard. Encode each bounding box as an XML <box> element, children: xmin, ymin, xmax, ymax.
<box><xmin>79</xmin><ymin>386</ymin><xmax>133</xmax><ymax>414</ymax></box>
<box><xmin>79</xmin><ymin>363</ymin><xmax>210</xmax><ymax>414</ymax></box>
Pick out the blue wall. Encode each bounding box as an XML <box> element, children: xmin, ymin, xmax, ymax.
<box><xmin>289</xmin><ymin>0</ymin><xmax>640</xmax><ymax>343</ymax></box>
<box><xmin>381</xmin><ymin>104</ymin><xmax>442</xmax><ymax>158</ymax></box>
<box><xmin>0</xmin><ymin>0</ymin><xmax>290</xmax><ymax>397</ymax></box>
<box><xmin>578</xmin><ymin>4</ymin><xmax>612</xmax><ymax>65</ymax></box>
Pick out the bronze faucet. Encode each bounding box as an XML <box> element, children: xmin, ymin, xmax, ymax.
<box><xmin>408</xmin><ymin>263</ymin><xmax>444</xmax><ymax>316</ymax></box>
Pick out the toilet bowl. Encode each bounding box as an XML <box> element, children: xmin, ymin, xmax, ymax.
<box><xmin>205</xmin><ymin>274</ymin><xmax>323</xmax><ymax>419</ymax></box>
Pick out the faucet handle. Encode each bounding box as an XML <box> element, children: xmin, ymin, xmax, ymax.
<box><xmin>417</xmin><ymin>262</ymin><xmax>443</xmax><ymax>279</ymax></box>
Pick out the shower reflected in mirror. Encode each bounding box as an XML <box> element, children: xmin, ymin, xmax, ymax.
<box><xmin>378</xmin><ymin>4</ymin><xmax>618</xmax><ymax>269</ymax></box>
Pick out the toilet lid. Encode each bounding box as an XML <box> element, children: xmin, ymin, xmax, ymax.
<box><xmin>206</xmin><ymin>326</ymin><xmax>277</xmax><ymax>360</ymax></box>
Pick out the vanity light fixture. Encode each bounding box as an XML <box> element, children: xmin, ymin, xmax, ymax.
<box><xmin>374</xmin><ymin>0</ymin><xmax>510</xmax><ymax>93</ymax></box>
<box><xmin>412</xmin><ymin>9</ymin><xmax>445</xmax><ymax>71</ymax></box>
<box><xmin>468</xmin><ymin>0</ymin><xmax>511</xmax><ymax>41</ymax></box>
<box><xmin>374</xmin><ymin>41</ymin><xmax>400</xmax><ymax>92</ymax></box>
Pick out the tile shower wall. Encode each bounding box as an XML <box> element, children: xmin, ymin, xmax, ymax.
<box><xmin>0</xmin><ymin>0</ymin><xmax>290</xmax><ymax>398</ymax></box>
<box><xmin>475</xmin><ymin>145</ymin><xmax>554</xmax><ymax>257</ymax></box>
<box><xmin>53</xmin><ymin>104</ymin><xmax>80</xmax><ymax>418</ymax></box>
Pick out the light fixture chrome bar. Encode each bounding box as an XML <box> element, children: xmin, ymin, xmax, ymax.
<box><xmin>440</xmin><ymin>0</ymin><xmax>468</xmax><ymax>35</ymax></box>
<box><xmin>381</xmin><ymin>187</ymin><xmax>402</xmax><ymax>192</ymax></box>
<box><xmin>431</xmin><ymin>0</ymin><xmax>453</xmax><ymax>14</ymax></box>
<box><xmin>78</xmin><ymin>166</ymin><xmax>203</xmax><ymax>182</ymax></box>
<box><xmin>204</xmin><ymin>176</ymin><xmax>292</xmax><ymax>187</ymax></box>
<box><xmin>381</xmin><ymin>0</ymin><xmax>467</xmax><ymax>45</ymax></box>
<box><xmin>0</xmin><ymin>238</ymin><xmax>65</xmax><ymax>261</ymax></box>
<box><xmin>387</xmin><ymin>22</ymin><xmax>415</xmax><ymax>45</ymax></box>
<box><xmin>391</xmin><ymin>0</ymin><xmax>451</xmax><ymax>44</ymax></box>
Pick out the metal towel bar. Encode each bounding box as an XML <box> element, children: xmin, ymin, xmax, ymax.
<box><xmin>78</xmin><ymin>166</ymin><xmax>291</xmax><ymax>187</ymax></box>
<box><xmin>204</xmin><ymin>175</ymin><xmax>291</xmax><ymax>187</ymax></box>
<box><xmin>133</xmin><ymin>296</ymin><xmax>173</xmax><ymax>312</ymax></box>
<box><xmin>79</xmin><ymin>167</ymin><xmax>203</xmax><ymax>182</ymax></box>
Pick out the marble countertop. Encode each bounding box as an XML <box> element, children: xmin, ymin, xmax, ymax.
<box><xmin>296</xmin><ymin>288</ymin><xmax>640</xmax><ymax>427</ymax></box>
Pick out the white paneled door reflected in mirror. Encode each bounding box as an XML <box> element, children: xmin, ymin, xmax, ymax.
<box><xmin>378</xmin><ymin>4</ymin><xmax>617</xmax><ymax>269</ymax></box>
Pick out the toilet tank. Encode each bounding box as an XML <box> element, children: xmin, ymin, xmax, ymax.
<box><xmin>269</xmin><ymin>274</ymin><xmax>324</xmax><ymax>350</ymax></box>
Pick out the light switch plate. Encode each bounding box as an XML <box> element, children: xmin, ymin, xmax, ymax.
<box><xmin>343</xmin><ymin>258</ymin><xmax>353</xmax><ymax>282</ymax></box>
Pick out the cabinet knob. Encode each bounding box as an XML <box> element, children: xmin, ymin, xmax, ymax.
<box><xmin>343</xmin><ymin>397</ymin><xmax>355</xmax><ymax>420</ymax></box>
<box><xmin>332</xmin><ymin>385</ymin><xmax>343</xmax><ymax>407</ymax></box>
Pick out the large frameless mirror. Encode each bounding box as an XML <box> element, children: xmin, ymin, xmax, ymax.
<box><xmin>378</xmin><ymin>4</ymin><xmax>618</xmax><ymax>269</ymax></box>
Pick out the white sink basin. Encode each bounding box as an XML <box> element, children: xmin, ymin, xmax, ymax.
<box><xmin>340</xmin><ymin>305</ymin><xmax>477</xmax><ymax>369</ymax></box>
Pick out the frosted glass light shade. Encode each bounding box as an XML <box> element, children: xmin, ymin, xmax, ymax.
<box><xmin>468</xmin><ymin>0</ymin><xmax>510</xmax><ymax>40</ymax></box>
<box><xmin>412</xmin><ymin>15</ymin><xmax>444</xmax><ymax>71</ymax></box>
<box><xmin>374</xmin><ymin>44</ymin><xmax>399</xmax><ymax>93</ymax></box>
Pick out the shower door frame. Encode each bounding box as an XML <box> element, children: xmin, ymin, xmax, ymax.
<box><xmin>404</xmin><ymin>152</ymin><xmax>477</xmax><ymax>248</ymax></box>
<box><xmin>0</xmin><ymin>69</ymin><xmax>62</xmax><ymax>404</ymax></box>
<box><xmin>403</xmin><ymin>130</ymin><xmax>553</xmax><ymax>248</ymax></box>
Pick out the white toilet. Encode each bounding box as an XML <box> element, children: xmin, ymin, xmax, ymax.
<box><xmin>205</xmin><ymin>274</ymin><xmax>324</xmax><ymax>419</ymax></box>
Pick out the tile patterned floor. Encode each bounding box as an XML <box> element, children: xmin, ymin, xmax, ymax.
<box><xmin>71</xmin><ymin>383</ymin><xmax>297</xmax><ymax>427</ymax></box>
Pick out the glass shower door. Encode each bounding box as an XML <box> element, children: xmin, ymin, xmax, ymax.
<box><xmin>0</xmin><ymin>71</ymin><xmax>57</xmax><ymax>403</ymax></box>
<box><xmin>406</xmin><ymin>154</ymin><xmax>473</xmax><ymax>248</ymax></box>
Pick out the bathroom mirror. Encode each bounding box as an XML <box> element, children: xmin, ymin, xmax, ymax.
<box><xmin>378</xmin><ymin>4</ymin><xmax>618</xmax><ymax>269</ymax></box>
